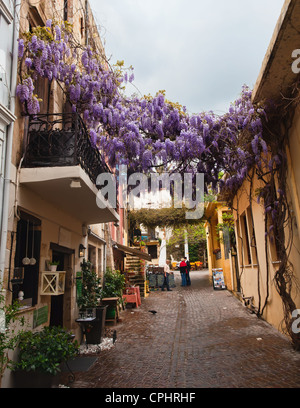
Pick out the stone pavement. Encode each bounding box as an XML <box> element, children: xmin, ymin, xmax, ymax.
<box><xmin>61</xmin><ymin>270</ymin><xmax>300</xmax><ymax>389</ymax></box>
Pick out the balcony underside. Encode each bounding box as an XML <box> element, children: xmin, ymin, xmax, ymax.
<box><xmin>20</xmin><ymin>165</ymin><xmax>119</xmax><ymax>225</ymax></box>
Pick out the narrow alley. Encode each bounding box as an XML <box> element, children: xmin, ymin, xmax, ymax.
<box><xmin>61</xmin><ymin>270</ymin><xmax>300</xmax><ymax>389</ymax></box>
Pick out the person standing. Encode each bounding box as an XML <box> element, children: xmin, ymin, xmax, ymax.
<box><xmin>161</xmin><ymin>260</ymin><xmax>172</xmax><ymax>291</ymax></box>
<box><xmin>185</xmin><ymin>257</ymin><xmax>191</xmax><ymax>286</ymax></box>
<box><xmin>179</xmin><ymin>258</ymin><xmax>187</xmax><ymax>286</ymax></box>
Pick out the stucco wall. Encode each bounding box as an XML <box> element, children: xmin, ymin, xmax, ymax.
<box><xmin>232</xmin><ymin>169</ymin><xmax>300</xmax><ymax>332</ymax></box>
<box><xmin>205</xmin><ymin>203</ymin><xmax>233</xmax><ymax>291</ymax></box>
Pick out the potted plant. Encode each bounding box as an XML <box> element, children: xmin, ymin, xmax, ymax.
<box><xmin>12</xmin><ymin>326</ymin><xmax>79</xmax><ymax>388</ymax></box>
<box><xmin>49</xmin><ymin>261</ymin><xmax>60</xmax><ymax>272</ymax></box>
<box><xmin>100</xmin><ymin>269</ymin><xmax>125</xmax><ymax>300</ymax></box>
<box><xmin>100</xmin><ymin>269</ymin><xmax>126</xmax><ymax>321</ymax></box>
<box><xmin>76</xmin><ymin>260</ymin><xmax>107</xmax><ymax>344</ymax></box>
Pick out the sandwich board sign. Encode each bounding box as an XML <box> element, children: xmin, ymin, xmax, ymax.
<box><xmin>212</xmin><ymin>268</ymin><xmax>226</xmax><ymax>290</ymax></box>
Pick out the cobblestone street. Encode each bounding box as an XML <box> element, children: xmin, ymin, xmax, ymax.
<box><xmin>62</xmin><ymin>270</ymin><xmax>300</xmax><ymax>389</ymax></box>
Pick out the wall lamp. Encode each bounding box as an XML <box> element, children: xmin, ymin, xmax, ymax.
<box><xmin>79</xmin><ymin>243</ymin><xmax>86</xmax><ymax>258</ymax></box>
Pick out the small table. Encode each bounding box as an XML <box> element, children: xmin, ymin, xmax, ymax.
<box><xmin>101</xmin><ymin>297</ymin><xmax>119</xmax><ymax>324</ymax></box>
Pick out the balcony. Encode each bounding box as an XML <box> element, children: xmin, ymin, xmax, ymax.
<box><xmin>20</xmin><ymin>113</ymin><xmax>119</xmax><ymax>224</ymax></box>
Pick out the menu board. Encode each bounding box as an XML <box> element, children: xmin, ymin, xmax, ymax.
<box><xmin>212</xmin><ymin>268</ymin><xmax>226</xmax><ymax>290</ymax></box>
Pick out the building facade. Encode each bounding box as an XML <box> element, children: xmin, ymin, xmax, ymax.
<box><xmin>228</xmin><ymin>0</ymin><xmax>300</xmax><ymax>346</ymax></box>
<box><xmin>0</xmin><ymin>0</ymin><xmax>122</xmax><ymax>387</ymax></box>
<box><xmin>205</xmin><ymin>202</ymin><xmax>236</xmax><ymax>292</ymax></box>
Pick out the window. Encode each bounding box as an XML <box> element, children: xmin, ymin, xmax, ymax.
<box><xmin>267</xmin><ymin>213</ymin><xmax>280</xmax><ymax>262</ymax></box>
<box><xmin>147</xmin><ymin>245</ymin><xmax>158</xmax><ymax>259</ymax></box>
<box><xmin>13</xmin><ymin>213</ymin><xmax>41</xmax><ymax>306</ymax></box>
<box><xmin>246</xmin><ymin>207</ymin><xmax>258</xmax><ymax>264</ymax></box>
<box><xmin>88</xmin><ymin>244</ymin><xmax>96</xmax><ymax>268</ymax></box>
<box><xmin>240</xmin><ymin>212</ymin><xmax>252</xmax><ymax>265</ymax></box>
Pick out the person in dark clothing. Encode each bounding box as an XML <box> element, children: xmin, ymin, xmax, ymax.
<box><xmin>184</xmin><ymin>257</ymin><xmax>191</xmax><ymax>286</ymax></box>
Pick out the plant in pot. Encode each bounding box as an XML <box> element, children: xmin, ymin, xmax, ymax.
<box><xmin>49</xmin><ymin>261</ymin><xmax>60</xmax><ymax>272</ymax></box>
<box><xmin>100</xmin><ymin>269</ymin><xmax>125</xmax><ymax>299</ymax></box>
<box><xmin>100</xmin><ymin>269</ymin><xmax>126</xmax><ymax>321</ymax></box>
<box><xmin>12</xmin><ymin>326</ymin><xmax>79</xmax><ymax>388</ymax></box>
<box><xmin>76</xmin><ymin>260</ymin><xmax>107</xmax><ymax>345</ymax></box>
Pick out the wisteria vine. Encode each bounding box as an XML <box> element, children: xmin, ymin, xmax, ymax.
<box><xmin>16</xmin><ymin>21</ymin><xmax>267</xmax><ymax>180</ymax></box>
<box><xmin>16</xmin><ymin>20</ymin><xmax>299</xmax><ymax>349</ymax></box>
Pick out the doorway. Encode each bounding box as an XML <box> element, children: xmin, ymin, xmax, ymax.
<box><xmin>49</xmin><ymin>243</ymin><xmax>74</xmax><ymax>328</ymax></box>
<box><xmin>49</xmin><ymin>250</ymin><xmax>65</xmax><ymax>327</ymax></box>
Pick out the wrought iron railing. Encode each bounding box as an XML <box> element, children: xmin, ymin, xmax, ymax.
<box><xmin>23</xmin><ymin>113</ymin><xmax>110</xmax><ymax>185</ymax></box>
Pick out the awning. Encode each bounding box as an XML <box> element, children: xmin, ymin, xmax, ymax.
<box><xmin>112</xmin><ymin>241</ymin><xmax>152</xmax><ymax>261</ymax></box>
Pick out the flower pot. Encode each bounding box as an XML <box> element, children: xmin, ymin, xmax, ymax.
<box><xmin>80</xmin><ymin>306</ymin><xmax>107</xmax><ymax>345</ymax></box>
<box><xmin>50</xmin><ymin>265</ymin><xmax>58</xmax><ymax>272</ymax></box>
<box><xmin>13</xmin><ymin>369</ymin><xmax>60</xmax><ymax>388</ymax></box>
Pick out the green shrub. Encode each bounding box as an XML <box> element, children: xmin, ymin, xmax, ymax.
<box><xmin>0</xmin><ymin>293</ymin><xmax>26</xmax><ymax>380</ymax></box>
<box><xmin>13</xmin><ymin>326</ymin><xmax>79</xmax><ymax>376</ymax></box>
<box><xmin>77</xmin><ymin>259</ymin><xmax>101</xmax><ymax>310</ymax></box>
<box><xmin>100</xmin><ymin>269</ymin><xmax>125</xmax><ymax>299</ymax></box>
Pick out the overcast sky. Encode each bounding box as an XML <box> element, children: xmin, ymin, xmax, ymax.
<box><xmin>89</xmin><ymin>0</ymin><xmax>284</xmax><ymax>115</ymax></box>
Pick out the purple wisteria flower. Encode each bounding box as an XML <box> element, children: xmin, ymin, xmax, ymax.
<box><xmin>18</xmin><ymin>39</ymin><xmax>24</xmax><ymax>58</ymax></box>
<box><xmin>25</xmin><ymin>58</ymin><xmax>32</xmax><ymax>68</ymax></box>
<box><xmin>16</xmin><ymin>84</ymin><xmax>30</xmax><ymax>102</ymax></box>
